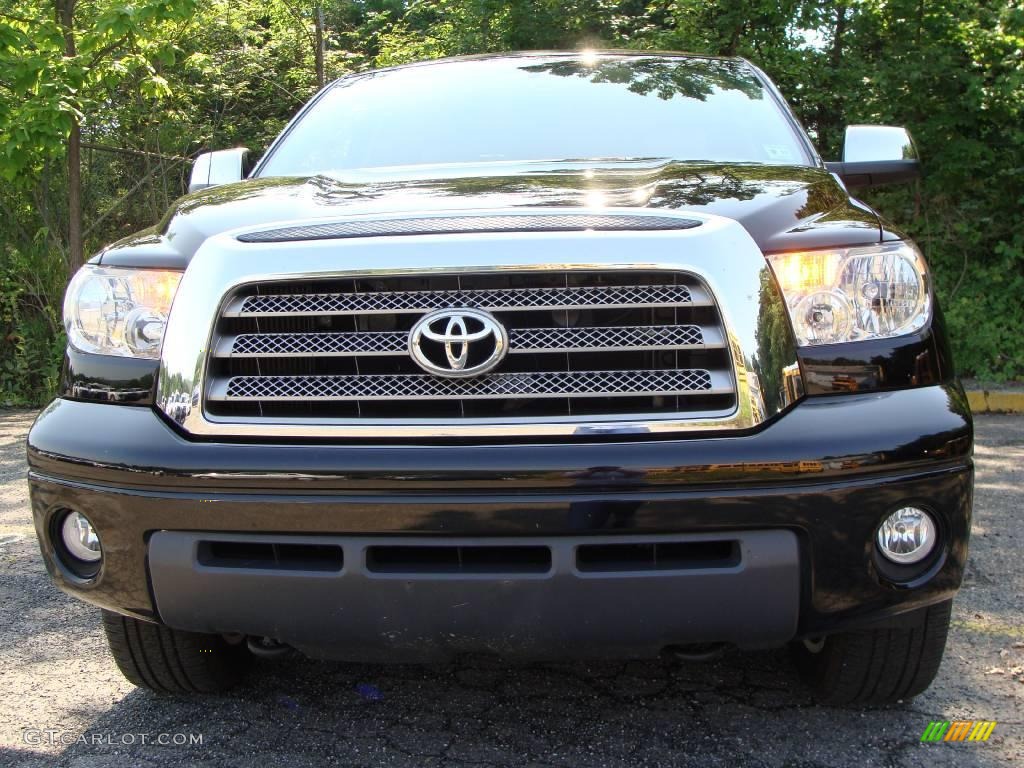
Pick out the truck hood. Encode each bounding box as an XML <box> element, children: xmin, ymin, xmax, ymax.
<box><xmin>98</xmin><ymin>160</ymin><xmax>883</xmax><ymax>268</ymax></box>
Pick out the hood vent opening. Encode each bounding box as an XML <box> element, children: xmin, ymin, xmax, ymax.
<box><xmin>236</xmin><ymin>213</ymin><xmax>701</xmax><ymax>243</ymax></box>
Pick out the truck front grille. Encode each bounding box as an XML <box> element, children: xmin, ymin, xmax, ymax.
<box><xmin>204</xmin><ymin>271</ymin><xmax>737</xmax><ymax>423</ymax></box>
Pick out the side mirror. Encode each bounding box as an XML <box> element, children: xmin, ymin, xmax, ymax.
<box><xmin>824</xmin><ymin>126</ymin><xmax>920</xmax><ymax>188</ymax></box>
<box><xmin>188</xmin><ymin>148</ymin><xmax>250</xmax><ymax>193</ymax></box>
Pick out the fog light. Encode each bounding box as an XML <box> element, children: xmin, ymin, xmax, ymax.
<box><xmin>60</xmin><ymin>511</ymin><xmax>102</xmax><ymax>563</ymax></box>
<box><xmin>876</xmin><ymin>507</ymin><xmax>936</xmax><ymax>564</ymax></box>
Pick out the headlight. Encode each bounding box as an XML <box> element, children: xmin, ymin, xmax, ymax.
<box><xmin>767</xmin><ymin>242</ymin><xmax>930</xmax><ymax>346</ymax></box>
<box><xmin>64</xmin><ymin>266</ymin><xmax>183</xmax><ymax>358</ymax></box>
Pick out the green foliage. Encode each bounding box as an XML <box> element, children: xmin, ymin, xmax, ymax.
<box><xmin>0</xmin><ymin>0</ymin><xmax>199</xmax><ymax>183</ymax></box>
<box><xmin>0</xmin><ymin>0</ymin><xmax>1022</xmax><ymax>401</ymax></box>
<box><xmin>845</xmin><ymin>0</ymin><xmax>1024</xmax><ymax>379</ymax></box>
<box><xmin>0</xmin><ymin>241</ymin><xmax>66</xmax><ymax>405</ymax></box>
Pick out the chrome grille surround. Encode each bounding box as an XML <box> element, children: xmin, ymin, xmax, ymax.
<box><xmin>156</xmin><ymin>208</ymin><xmax>802</xmax><ymax>438</ymax></box>
<box><xmin>207</xmin><ymin>272</ymin><xmax>732</xmax><ymax>422</ymax></box>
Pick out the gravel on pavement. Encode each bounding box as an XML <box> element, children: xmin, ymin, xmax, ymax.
<box><xmin>0</xmin><ymin>410</ymin><xmax>1020</xmax><ymax>768</ymax></box>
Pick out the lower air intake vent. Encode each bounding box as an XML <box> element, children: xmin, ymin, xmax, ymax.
<box><xmin>366</xmin><ymin>545</ymin><xmax>552</xmax><ymax>575</ymax></box>
<box><xmin>197</xmin><ymin>541</ymin><xmax>344</xmax><ymax>572</ymax></box>
<box><xmin>576</xmin><ymin>540</ymin><xmax>740</xmax><ymax>572</ymax></box>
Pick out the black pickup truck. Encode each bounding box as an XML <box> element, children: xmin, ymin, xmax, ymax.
<box><xmin>29</xmin><ymin>52</ymin><xmax>972</xmax><ymax>704</ymax></box>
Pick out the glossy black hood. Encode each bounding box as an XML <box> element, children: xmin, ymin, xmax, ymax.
<box><xmin>98</xmin><ymin>161</ymin><xmax>883</xmax><ymax>268</ymax></box>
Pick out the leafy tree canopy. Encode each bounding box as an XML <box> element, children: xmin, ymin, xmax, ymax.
<box><xmin>0</xmin><ymin>0</ymin><xmax>1021</xmax><ymax>404</ymax></box>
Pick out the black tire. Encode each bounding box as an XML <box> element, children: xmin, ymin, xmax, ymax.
<box><xmin>793</xmin><ymin>599</ymin><xmax>952</xmax><ymax>706</ymax></box>
<box><xmin>102</xmin><ymin>610</ymin><xmax>249</xmax><ymax>693</ymax></box>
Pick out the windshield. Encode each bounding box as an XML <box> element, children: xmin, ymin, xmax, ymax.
<box><xmin>257</xmin><ymin>55</ymin><xmax>811</xmax><ymax>176</ymax></box>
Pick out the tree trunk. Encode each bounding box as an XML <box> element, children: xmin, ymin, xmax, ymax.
<box><xmin>314</xmin><ymin>4</ymin><xmax>325</xmax><ymax>88</ymax></box>
<box><xmin>831</xmin><ymin>3</ymin><xmax>847</xmax><ymax>69</ymax></box>
<box><xmin>816</xmin><ymin>2</ymin><xmax>848</xmax><ymax>158</ymax></box>
<box><xmin>57</xmin><ymin>0</ymin><xmax>83</xmax><ymax>274</ymax></box>
<box><xmin>67</xmin><ymin>120</ymin><xmax>82</xmax><ymax>273</ymax></box>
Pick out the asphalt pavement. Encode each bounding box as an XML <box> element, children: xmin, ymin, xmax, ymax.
<box><xmin>0</xmin><ymin>410</ymin><xmax>1020</xmax><ymax>768</ymax></box>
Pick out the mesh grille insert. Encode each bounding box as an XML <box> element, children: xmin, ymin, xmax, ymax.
<box><xmin>204</xmin><ymin>271</ymin><xmax>736</xmax><ymax>425</ymax></box>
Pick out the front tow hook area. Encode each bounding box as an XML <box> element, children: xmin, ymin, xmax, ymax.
<box><xmin>665</xmin><ymin>642</ymin><xmax>730</xmax><ymax>662</ymax></box>
<box><xmin>246</xmin><ymin>636</ymin><xmax>296</xmax><ymax>659</ymax></box>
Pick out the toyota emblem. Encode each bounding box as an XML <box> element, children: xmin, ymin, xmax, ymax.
<box><xmin>409</xmin><ymin>308</ymin><xmax>508</xmax><ymax>378</ymax></box>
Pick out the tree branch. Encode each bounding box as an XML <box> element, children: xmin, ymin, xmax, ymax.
<box><xmin>83</xmin><ymin>156</ymin><xmax>187</xmax><ymax>238</ymax></box>
<box><xmin>81</xmin><ymin>141</ymin><xmax>191</xmax><ymax>162</ymax></box>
